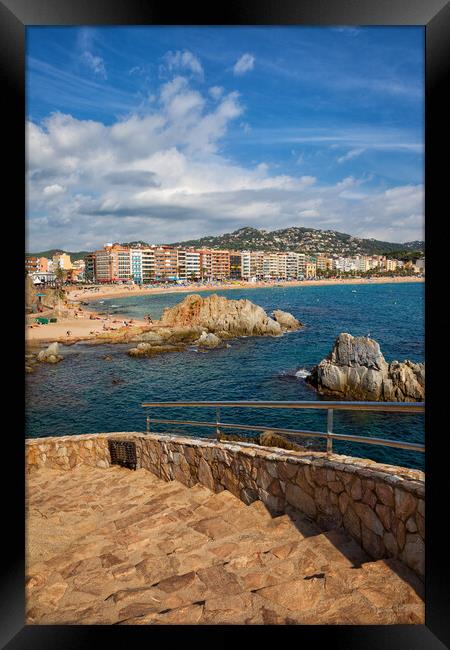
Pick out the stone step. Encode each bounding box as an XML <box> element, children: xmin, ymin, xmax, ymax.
<box><xmin>26</xmin><ymin>465</ymin><xmax>425</xmax><ymax>626</ymax></box>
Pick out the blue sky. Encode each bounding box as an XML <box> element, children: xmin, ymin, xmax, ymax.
<box><xmin>26</xmin><ymin>26</ymin><xmax>424</xmax><ymax>250</ymax></box>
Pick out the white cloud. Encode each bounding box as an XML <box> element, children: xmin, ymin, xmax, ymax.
<box><xmin>43</xmin><ymin>184</ymin><xmax>65</xmax><ymax>196</ymax></box>
<box><xmin>209</xmin><ymin>86</ymin><xmax>224</xmax><ymax>100</ymax></box>
<box><xmin>77</xmin><ymin>30</ymin><xmax>107</xmax><ymax>79</ymax></box>
<box><xmin>81</xmin><ymin>51</ymin><xmax>107</xmax><ymax>79</ymax></box>
<box><xmin>26</xmin><ymin>74</ymin><xmax>424</xmax><ymax>250</ymax></box>
<box><xmin>233</xmin><ymin>53</ymin><xmax>255</xmax><ymax>76</ymax></box>
<box><xmin>299</xmin><ymin>209</ymin><xmax>320</xmax><ymax>218</ymax></box>
<box><xmin>337</xmin><ymin>148</ymin><xmax>366</xmax><ymax>164</ymax></box>
<box><xmin>161</xmin><ymin>50</ymin><xmax>204</xmax><ymax>79</ymax></box>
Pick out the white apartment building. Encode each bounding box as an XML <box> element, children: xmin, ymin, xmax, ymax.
<box><xmin>117</xmin><ymin>249</ymin><xmax>131</xmax><ymax>281</ymax></box>
<box><xmin>333</xmin><ymin>257</ymin><xmax>358</xmax><ymax>272</ymax></box>
<box><xmin>241</xmin><ymin>250</ymin><xmax>310</xmax><ymax>280</ymax></box>
<box><xmin>142</xmin><ymin>249</ymin><xmax>156</xmax><ymax>282</ymax></box>
<box><xmin>286</xmin><ymin>252</ymin><xmax>300</xmax><ymax>279</ymax></box>
<box><xmin>177</xmin><ymin>250</ymin><xmax>201</xmax><ymax>280</ymax></box>
<box><xmin>130</xmin><ymin>248</ymin><xmax>157</xmax><ymax>283</ymax></box>
<box><xmin>263</xmin><ymin>252</ymin><xmax>287</xmax><ymax>279</ymax></box>
<box><xmin>241</xmin><ymin>251</ymin><xmax>251</xmax><ymax>278</ymax></box>
<box><xmin>241</xmin><ymin>251</ymin><xmax>265</xmax><ymax>279</ymax></box>
<box><xmin>356</xmin><ymin>256</ymin><xmax>372</xmax><ymax>272</ymax></box>
<box><xmin>385</xmin><ymin>259</ymin><xmax>398</xmax><ymax>272</ymax></box>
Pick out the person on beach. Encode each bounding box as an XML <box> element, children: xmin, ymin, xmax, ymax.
<box><xmin>66</xmin><ymin>330</ymin><xmax>71</xmax><ymax>337</ymax></box>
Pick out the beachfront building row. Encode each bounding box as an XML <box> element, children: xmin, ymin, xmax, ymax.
<box><xmin>241</xmin><ymin>251</ymin><xmax>320</xmax><ymax>280</ymax></box>
<box><xmin>81</xmin><ymin>244</ymin><xmax>425</xmax><ymax>284</ymax></box>
<box><xmin>83</xmin><ymin>245</ymin><xmax>323</xmax><ymax>283</ymax></box>
<box><xmin>25</xmin><ymin>253</ymin><xmax>84</xmax><ymax>275</ymax></box>
<box><xmin>84</xmin><ymin>244</ymin><xmax>233</xmax><ymax>284</ymax></box>
<box><xmin>332</xmin><ymin>255</ymin><xmax>401</xmax><ymax>273</ymax></box>
<box><xmin>25</xmin><ymin>256</ymin><xmax>50</xmax><ymax>274</ymax></box>
<box><xmin>25</xmin><ymin>252</ymin><xmax>86</xmax><ymax>284</ymax></box>
<box><xmin>27</xmin><ymin>246</ymin><xmax>425</xmax><ymax>284</ymax></box>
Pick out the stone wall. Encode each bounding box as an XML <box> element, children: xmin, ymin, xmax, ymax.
<box><xmin>26</xmin><ymin>431</ymin><xmax>425</xmax><ymax>577</ymax></box>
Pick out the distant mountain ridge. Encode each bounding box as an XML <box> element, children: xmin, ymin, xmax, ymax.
<box><xmin>26</xmin><ymin>249</ymin><xmax>89</xmax><ymax>262</ymax></box>
<box><xmin>170</xmin><ymin>227</ymin><xmax>424</xmax><ymax>256</ymax></box>
<box><xmin>28</xmin><ymin>227</ymin><xmax>424</xmax><ymax>259</ymax></box>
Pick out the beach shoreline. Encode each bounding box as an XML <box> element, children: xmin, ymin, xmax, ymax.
<box><xmin>26</xmin><ymin>275</ymin><xmax>424</xmax><ymax>347</ymax></box>
<box><xmin>68</xmin><ymin>275</ymin><xmax>424</xmax><ymax>303</ymax></box>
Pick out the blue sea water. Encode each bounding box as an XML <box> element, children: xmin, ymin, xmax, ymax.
<box><xmin>26</xmin><ymin>282</ymin><xmax>425</xmax><ymax>470</ymax></box>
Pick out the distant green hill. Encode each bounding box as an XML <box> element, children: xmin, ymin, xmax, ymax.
<box><xmin>170</xmin><ymin>226</ymin><xmax>425</xmax><ymax>257</ymax></box>
<box><xmin>27</xmin><ymin>227</ymin><xmax>425</xmax><ymax>260</ymax></box>
<box><xmin>26</xmin><ymin>249</ymin><xmax>89</xmax><ymax>262</ymax></box>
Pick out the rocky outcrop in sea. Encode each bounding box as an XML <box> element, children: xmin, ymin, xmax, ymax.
<box><xmin>306</xmin><ymin>333</ymin><xmax>424</xmax><ymax>402</ymax></box>
<box><xmin>272</xmin><ymin>309</ymin><xmax>303</xmax><ymax>331</ymax></box>
<box><xmin>128</xmin><ymin>293</ymin><xmax>302</xmax><ymax>358</ymax></box>
<box><xmin>37</xmin><ymin>342</ymin><xmax>64</xmax><ymax>364</ymax></box>
<box><xmin>158</xmin><ymin>293</ymin><xmax>298</xmax><ymax>336</ymax></box>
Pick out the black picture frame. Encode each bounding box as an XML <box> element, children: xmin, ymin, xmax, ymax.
<box><xmin>3</xmin><ymin>0</ymin><xmax>449</xmax><ymax>647</ymax></box>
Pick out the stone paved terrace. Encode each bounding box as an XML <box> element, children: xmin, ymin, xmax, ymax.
<box><xmin>26</xmin><ymin>462</ymin><xmax>424</xmax><ymax>625</ymax></box>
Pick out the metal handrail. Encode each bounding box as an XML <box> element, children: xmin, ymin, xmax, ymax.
<box><xmin>141</xmin><ymin>400</ymin><xmax>425</xmax><ymax>455</ymax></box>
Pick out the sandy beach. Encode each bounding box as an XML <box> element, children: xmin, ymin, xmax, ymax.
<box><xmin>26</xmin><ymin>275</ymin><xmax>423</xmax><ymax>347</ymax></box>
<box><xmin>26</xmin><ymin>303</ymin><xmax>148</xmax><ymax>346</ymax></box>
<box><xmin>68</xmin><ymin>275</ymin><xmax>424</xmax><ymax>303</ymax></box>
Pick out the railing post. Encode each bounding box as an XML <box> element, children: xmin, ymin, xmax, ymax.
<box><xmin>327</xmin><ymin>409</ymin><xmax>333</xmax><ymax>455</ymax></box>
<box><xmin>216</xmin><ymin>406</ymin><xmax>221</xmax><ymax>439</ymax></box>
<box><xmin>146</xmin><ymin>414</ymin><xmax>150</xmax><ymax>434</ymax></box>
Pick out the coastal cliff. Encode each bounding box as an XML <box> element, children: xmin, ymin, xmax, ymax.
<box><xmin>306</xmin><ymin>333</ymin><xmax>424</xmax><ymax>402</ymax></box>
<box><xmin>128</xmin><ymin>293</ymin><xmax>302</xmax><ymax>357</ymax></box>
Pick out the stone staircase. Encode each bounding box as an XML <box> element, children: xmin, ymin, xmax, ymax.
<box><xmin>26</xmin><ymin>464</ymin><xmax>424</xmax><ymax>625</ymax></box>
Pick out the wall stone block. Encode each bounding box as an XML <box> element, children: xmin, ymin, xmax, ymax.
<box><xmin>343</xmin><ymin>506</ymin><xmax>361</xmax><ymax>542</ymax></box>
<box><xmin>294</xmin><ymin>467</ymin><xmax>315</xmax><ymax>496</ymax></box>
<box><xmin>383</xmin><ymin>531</ymin><xmax>399</xmax><ymax>557</ymax></box>
<box><xmin>361</xmin><ymin>524</ymin><xmax>385</xmax><ymax>560</ymax></box>
<box><xmin>395</xmin><ymin>488</ymin><xmax>417</xmax><ymax>522</ymax></box>
<box><xmin>375</xmin><ymin>503</ymin><xmax>392</xmax><ymax>532</ymax></box>
<box><xmin>349</xmin><ymin>476</ymin><xmax>363</xmax><ymax>501</ymax></box>
<box><xmin>353</xmin><ymin>502</ymin><xmax>384</xmax><ymax>536</ymax></box>
<box><xmin>375</xmin><ymin>482</ymin><xmax>395</xmax><ymax>506</ymax></box>
<box><xmin>285</xmin><ymin>483</ymin><xmax>317</xmax><ymax>518</ymax></box>
<box><xmin>401</xmin><ymin>533</ymin><xmax>425</xmax><ymax>577</ymax></box>
<box><xmin>361</xmin><ymin>488</ymin><xmax>377</xmax><ymax>509</ymax></box>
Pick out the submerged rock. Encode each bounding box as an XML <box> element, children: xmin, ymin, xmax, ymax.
<box><xmin>37</xmin><ymin>342</ymin><xmax>64</xmax><ymax>364</ymax></box>
<box><xmin>306</xmin><ymin>333</ymin><xmax>424</xmax><ymax>402</ymax></box>
<box><xmin>128</xmin><ymin>342</ymin><xmax>185</xmax><ymax>357</ymax></box>
<box><xmin>196</xmin><ymin>331</ymin><xmax>222</xmax><ymax>348</ymax></box>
